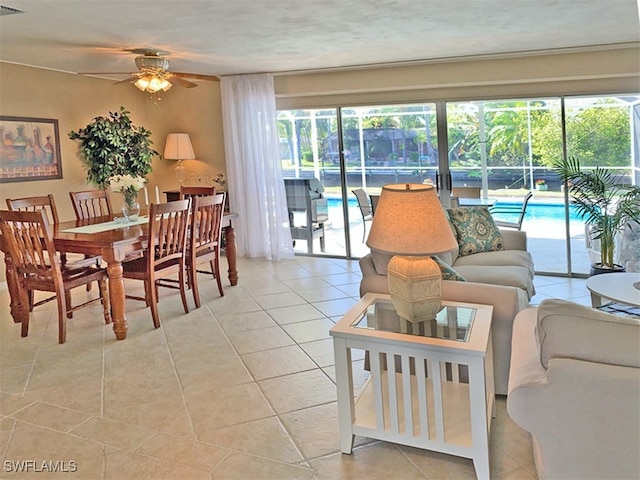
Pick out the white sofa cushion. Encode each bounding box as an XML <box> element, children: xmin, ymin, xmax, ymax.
<box><xmin>453</xmin><ymin>249</ymin><xmax>535</xmax><ymax>277</ymax></box>
<box><xmin>536</xmin><ymin>298</ymin><xmax>640</xmax><ymax>369</ymax></box>
<box><xmin>454</xmin><ymin>265</ymin><xmax>534</xmax><ymax>297</ymax></box>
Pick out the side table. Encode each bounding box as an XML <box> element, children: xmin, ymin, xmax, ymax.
<box><xmin>585</xmin><ymin>272</ymin><xmax>640</xmax><ymax>307</ymax></box>
<box><xmin>330</xmin><ymin>293</ymin><xmax>494</xmax><ymax>479</ymax></box>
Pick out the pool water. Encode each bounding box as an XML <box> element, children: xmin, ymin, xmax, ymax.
<box><xmin>329</xmin><ymin>197</ymin><xmax>582</xmax><ymax>224</ymax></box>
<box><xmin>491</xmin><ymin>200</ymin><xmax>581</xmax><ymax>223</ymax></box>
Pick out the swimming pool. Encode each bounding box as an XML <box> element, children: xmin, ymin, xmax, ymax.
<box><xmin>329</xmin><ymin>197</ymin><xmax>582</xmax><ymax>224</ymax></box>
<box><xmin>491</xmin><ymin>200</ymin><xmax>581</xmax><ymax>223</ymax></box>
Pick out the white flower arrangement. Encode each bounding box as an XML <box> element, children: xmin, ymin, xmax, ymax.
<box><xmin>108</xmin><ymin>174</ymin><xmax>146</xmax><ymax>206</ymax></box>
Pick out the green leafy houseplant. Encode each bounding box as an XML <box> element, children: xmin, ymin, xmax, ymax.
<box><xmin>68</xmin><ymin>107</ymin><xmax>157</xmax><ymax>189</ymax></box>
<box><xmin>553</xmin><ymin>156</ymin><xmax>640</xmax><ymax>271</ymax></box>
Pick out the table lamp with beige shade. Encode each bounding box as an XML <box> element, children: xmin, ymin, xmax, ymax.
<box><xmin>366</xmin><ymin>183</ymin><xmax>458</xmax><ymax>323</ymax></box>
<box><xmin>164</xmin><ymin>133</ymin><xmax>195</xmax><ymax>185</ymax></box>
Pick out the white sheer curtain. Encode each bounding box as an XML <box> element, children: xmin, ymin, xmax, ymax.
<box><xmin>220</xmin><ymin>74</ymin><xmax>294</xmax><ymax>260</ymax></box>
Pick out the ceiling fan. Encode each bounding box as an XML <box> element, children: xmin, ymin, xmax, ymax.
<box><xmin>81</xmin><ymin>48</ymin><xmax>219</xmax><ymax>94</ymax></box>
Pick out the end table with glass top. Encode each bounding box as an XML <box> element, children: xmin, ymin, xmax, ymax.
<box><xmin>330</xmin><ymin>293</ymin><xmax>494</xmax><ymax>479</ymax></box>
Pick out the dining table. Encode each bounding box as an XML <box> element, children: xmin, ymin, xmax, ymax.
<box><xmin>2</xmin><ymin>212</ymin><xmax>239</xmax><ymax>340</ymax></box>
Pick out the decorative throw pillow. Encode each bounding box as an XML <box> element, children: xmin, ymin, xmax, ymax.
<box><xmin>447</xmin><ymin>206</ymin><xmax>504</xmax><ymax>256</ymax></box>
<box><xmin>432</xmin><ymin>256</ymin><xmax>466</xmax><ymax>281</ymax></box>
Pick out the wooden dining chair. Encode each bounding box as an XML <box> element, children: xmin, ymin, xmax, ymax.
<box><xmin>6</xmin><ymin>194</ymin><xmax>60</xmax><ymax>224</ymax></box>
<box><xmin>0</xmin><ymin>209</ymin><xmax>111</xmax><ymax>343</ymax></box>
<box><xmin>69</xmin><ymin>189</ymin><xmax>117</xmax><ymax>274</ymax></box>
<box><xmin>121</xmin><ymin>199</ymin><xmax>191</xmax><ymax>329</ymax></box>
<box><xmin>69</xmin><ymin>189</ymin><xmax>113</xmax><ymax>220</ymax></box>
<box><xmin>6</xmin><ymin>194</ymin><xmax>102</xmax><ymax>292</ymax></box>
<box><xmin>179</xmin><ymin>185</ymin><xmax>216</xmax><ymax>200</ymax></box>
<box><xmin>188</xmin><ymin>193</ymin><xmax>226</xmax><ymax>308</ymax></box>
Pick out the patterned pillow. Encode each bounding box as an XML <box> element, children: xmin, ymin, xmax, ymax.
<box><xmin>447</xmin><ymin>206</ymin><xmax>504</xmax><ymax>256</ymax></box>
<box><xmin>432</xmin><ymin>256</ymin><xmax>466</xmax><ymax>281</ymax></box>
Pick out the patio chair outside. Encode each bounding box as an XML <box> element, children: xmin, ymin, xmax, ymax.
<box><xmin>491</xmin><ymin>191</ymin><xmax>534</xmax><ymax>230</ymax></box>
<box><xmin>352</xmin><ymin>188</ymin><xmax>373</xmax><ymax>242</ymax></box>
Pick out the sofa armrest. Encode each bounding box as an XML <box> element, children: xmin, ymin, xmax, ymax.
<box><xmin>507</xmin><ymin>308</ymin><xmax>548</xmax><ymax>397</ymax></box>
<box><xmin>536</xmin><ymin>298</ymin><xmax>640</xmax><ymax>368</ymax></box>
<box><xmin>442</xmin><ymin>279</ymin><xmax>529</xmax><ymax>395</ymax></box>
<box><xmin>507</xmin><ymin>307</ymin><xmax>640</xmax><ymax>480</ymax></box>
<box><xmin>500</xmin><ymin>229</ymin><xmax>527</xmax><ymax>251</ymax></box>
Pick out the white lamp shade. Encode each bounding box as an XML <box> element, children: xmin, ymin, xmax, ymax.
<box><xmin>164</xmin><ymin>133</ymin><xmax>195</xmax><ymax>160</ymax></box>
<box><xmin>366</xmin><ymin>183</ymin><xmax>458</xmax><ymax>256</ymax></box>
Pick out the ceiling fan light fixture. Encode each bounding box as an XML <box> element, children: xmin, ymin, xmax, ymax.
<box><xmin>135</xmin><ymin>75</ymin><xmax>172</xmax><ymax>93</ymax></box>
<box><xmin>160</xmin><ymin>78</ymin><xmax>172</xmax><ymax>92</ymax></box>
<box><xmin>134</xmin><ymin>76</ymin><xmax>151</xmax><ymax>91</ymax></box>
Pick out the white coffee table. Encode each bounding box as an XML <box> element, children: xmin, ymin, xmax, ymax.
<box><xmin>586</xmin><ymin>272</ymin><xmax>640</xmax><ymax>307</ymax></box>
<box><xmin>330</xmin><ymin>293</ymin><xmax>494</xmax><ymax>479</ymax></box>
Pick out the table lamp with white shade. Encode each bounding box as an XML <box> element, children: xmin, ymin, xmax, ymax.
<box><xmin>366</xmin><ymin>183</ymin><xmax>458</xmax><ymax>323</ymax></box>
<box><xmin>164</xmin><ymin>133</ymin><xmax>195</xmax><ymax>185</ymax></box>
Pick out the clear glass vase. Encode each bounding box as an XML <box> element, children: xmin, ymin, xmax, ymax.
<box><xmin>121</xmin><ymin>200</ymin><xmax>140</xmax><ymax>222</ymax></box>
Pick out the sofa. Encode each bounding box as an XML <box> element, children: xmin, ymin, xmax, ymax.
<box><xmin>359</xmin><ymin>206</ymin><xmax>535</xmax><ymax>395</ymax></box>
<box><xmin>507</xmin><ymin>299</ymin><xmax>640</xmax><ymax>479</ymax></box>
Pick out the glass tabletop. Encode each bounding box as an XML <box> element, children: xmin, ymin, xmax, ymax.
<box><xmin>353</xmin><ymin>298</ymin><xmax>476</xmax><ymax>342</ymax></box>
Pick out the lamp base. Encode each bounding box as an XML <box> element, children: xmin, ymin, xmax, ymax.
<box><xmin>175</xmin><ymin>160</ymin><xmax>186</xmax><ymax>185</ymax></box>
<box><xmin>387</xmin><ymin>255</ymin><xmax>442</xmax><ymax>323</ymax></box>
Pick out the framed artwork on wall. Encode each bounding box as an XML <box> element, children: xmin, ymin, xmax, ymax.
<box><xmin>0</xmin><ymin>116</ymin><xmax>63</xmax><ymax>183</ymax></box>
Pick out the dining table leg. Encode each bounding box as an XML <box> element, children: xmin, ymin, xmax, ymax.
<box><xmin>104</xmin><ymin>256</ymin><xmax>128</xmax><ymax>340</ymax></box>
<box><xmin>223</xmin><ymin>225</ymin><xmax>238</xmax><ymax>286</ymax></box>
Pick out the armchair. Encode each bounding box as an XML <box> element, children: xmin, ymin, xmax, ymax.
<box><xmin>507</xmin><ymin>299</ymin><xmax>640</xmax><ymax>479</ymax></box>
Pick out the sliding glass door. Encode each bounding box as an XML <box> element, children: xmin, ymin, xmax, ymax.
<box><xmin>340</xmin><ymin>104</ymin><xmax>438</xmax><ymax>256</ymax></box>
<box><xmin>277</xmin><ymin>104</ymin><xmax>437</xmax><ymax>258</ymax></box>
<box><xmin>445</xmin><ymin>99</ymin><xmax>573</xmax><ymax>274</ymax></box>
<box><xmin>564</xmin><ymin>95</ymin><xmax>640</xmax><ymax>274</ymax></box>
<box><xmin>278</xmin><ymin>94</ymin><xmax>639</xmax><ymax>275</ymax></box>
<box><xmin>278</xmin><ymin>109</ymin><xmax>347</xmax><ymax>257</ymax></box>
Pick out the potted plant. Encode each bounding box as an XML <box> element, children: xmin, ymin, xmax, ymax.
<box><xmin>535</xmin><ymin>179</ymin><xmax>547</xmax><ymax>191</ymax></box>
<box><xmin>68</xmin><ymin>106</ymin><xmax>156</xmax><ymax>189</ymax></box>
<box><xmin>553</xmin><ymin>156</ymin><xmax>640</xmax><ymax>274</ymax></box>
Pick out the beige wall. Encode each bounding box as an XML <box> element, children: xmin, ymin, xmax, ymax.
<box><xmin>0</xmin><ymin>62</ymin><xmax>224</xmax><ymax>282</ymax></box>
<box><xmin>274</xmin><ymin>45</ymin><xmax>640</xmax><ymax>108</ymax></box>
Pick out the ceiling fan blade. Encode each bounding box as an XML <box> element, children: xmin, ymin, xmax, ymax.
<box><xmin>169</xmin><ymin>75</ymin><xmax>199</xmax><ymax>88</ymax></box>
<box><xmin>172</xmin><ymin>71</ymin><xmax>220</xmax><ymax>82</ymax></box>
<box><xmin>78</xmin><ymin>71</ymin><xmax>132</xmax><ymax>74</ymax></box>
<box><xmin>113</xmin><ymin>76</ymin><xmax>138</xmax><ymax>85</ymax></box>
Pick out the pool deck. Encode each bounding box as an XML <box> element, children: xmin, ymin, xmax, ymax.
<box><xmin>293</xmin><ymin>196</ymin><xmax>592</xmax><ymax>275</ymax></box>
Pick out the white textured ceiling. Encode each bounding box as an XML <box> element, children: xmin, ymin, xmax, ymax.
<box><xmin>0</xmin><ymin>0</ymin><xmax>639</xmax><ymax>81</ymax></box>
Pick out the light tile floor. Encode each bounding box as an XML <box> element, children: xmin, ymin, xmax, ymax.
<box><xmin>0</xmin><ymin>256</ymin><xmax>591</xmax><ymax>479</ymax></box>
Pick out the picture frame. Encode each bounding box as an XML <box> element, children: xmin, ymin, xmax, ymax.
<box><xmin>0</xmin><ymin>116</ymin><xmax>63</xmax><ymax>183</ymax></box>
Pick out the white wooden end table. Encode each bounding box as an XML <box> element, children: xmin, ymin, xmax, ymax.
<box><xmin>330</xmin><ymin>293</ymin><xmax>494</xmax><ymax>479</ymax></box>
